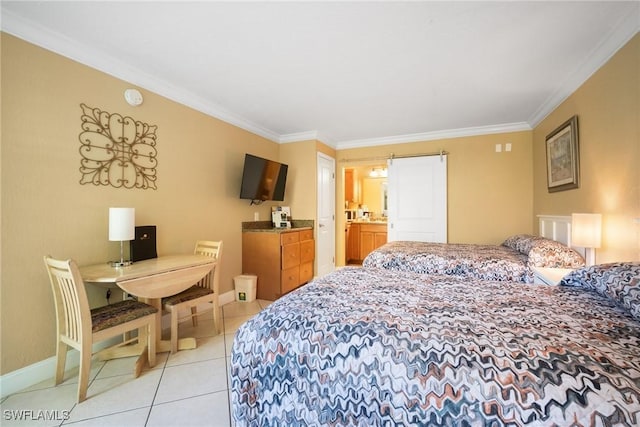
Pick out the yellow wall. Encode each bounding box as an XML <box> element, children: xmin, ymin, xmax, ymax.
<box><xmin>533</xmin><ymin>33</ymin><xmax>640</xmax><ymax>263</ymax></box>
<box><xmin>335</xmin><ymin>131</ymin><xmax>534</xmax><ymax>264</ymax></box>
<box><xmin>361</xmin><ymin>176</ymin><xmax>385</xmax><ymax>216</ymax></box>
<box><xmin>0</xmin><ymin>34</ymin><xmax>289</xmax><ymax>374</ymax></box>
<box><xmin>278</xmin><ymin>141</ymin><xmax>318</xmax><ymax>221</ymax></box>
<box><xmin>2</xmin><ymin>30</ymin><xmax>638</xmax><ymax>377</ymax></box>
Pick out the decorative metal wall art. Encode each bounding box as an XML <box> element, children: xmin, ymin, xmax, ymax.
<box><xmin>78</xmin><ymin>103</ymin><xmax>158</xmax><ymax>189</ymax></box>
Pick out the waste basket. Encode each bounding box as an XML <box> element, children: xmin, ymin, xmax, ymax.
<box><xmin>234</xmin><ymin>275</ymin><xmax>257</xmax><ymax>302</ymax></box>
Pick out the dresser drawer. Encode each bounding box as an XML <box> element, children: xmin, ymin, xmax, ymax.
<box><xmin>281</xmin><ymin>266</ymin><xmax>300</xmax><ymax>294</ymax></box>
<box><xmin>299</xmin><ymin>262</ymin><xmax>313</xmax><ymax>284</ymax></box>
<box><xmin>300</xmin><ymin>239</ymin><xmax>315</xmax><ymax>263</ymax></box>
<box><xmin>281</xmin><ymin>232</ymin><xmax>300</xmax><ymax>246</ymax></box>
<box><xmin>281</xmin><ymin>241</ymin><xmax>300</xmax><ymax>270</ymax></box>
<box><xmin>299</xmin><ymin>229</ymin><xmax>313</xmax><ymax>241</ymax></box>
<box><xmin>359</xmin><ymin>224</ymin><xmax>387</xmax><ymax>233</ymax></box>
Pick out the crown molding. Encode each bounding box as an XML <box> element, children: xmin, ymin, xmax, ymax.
<box><xmin>1</xmin><ymin>8</ymin><xmax>282</xmax><ymax>143</ymax></box>
<box><xmin>335</xmin><ymin>122</ymin><xmax>532</xmax><ymax>150</ymax></box>
<box><xmin>279</xmin><ymin>131</ymin><xmax>319</xmax><ymax>143</ymax></box>
<box><xmin>528</xmin><ymin>7</ymin><xmax>640</xmax><ymax>127</ymax></box>
<box><xmin>279</xmin><ymin>130</ymin><xmax>333</xmax><ymax>146</ymax></box>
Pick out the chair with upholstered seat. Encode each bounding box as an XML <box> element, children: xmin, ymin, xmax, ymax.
<box><xmin>44</xmin><ymin>256</ymin><xmax>157</xmax><ymax>403</ymax></box>
<box><xmin>163</xmin><ymin>240</ymin><xmax>222</xmax><ymax>353</ymax></box>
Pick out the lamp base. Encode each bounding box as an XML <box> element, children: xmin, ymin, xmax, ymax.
<box><xmin>110</xmin><ymin>260</ymin><xmax>133</xmax><ymax>268</ymax></box>
<box><xmin>585</xmin><ymin>248</ymin><xmax>596</xmax><ymax>267</ymax></box>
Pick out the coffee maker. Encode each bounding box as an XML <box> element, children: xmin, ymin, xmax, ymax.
<box><xmin>271</xmin><ymin>206</ymin><xmax>291</xmax><ymax>228</ymax></box>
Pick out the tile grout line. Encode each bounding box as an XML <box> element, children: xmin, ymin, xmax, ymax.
<box><xmin>60</xmin><ymin>360</ymin><xmax>108</xmax><ymax>425</ymax></box>
<box><xmin>144</xmin><ymin>333</ymin><xmax>171</xmax><ymax>427</ymax></box>
<box><xmin>223</xmin><ymin>305</ymin><xmax>234</xmax><ymax>426</ymax></box>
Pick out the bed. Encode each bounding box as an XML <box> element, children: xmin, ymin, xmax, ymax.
<box><xmin>362</xmin><ymin>216</ymin><xmax>585</xmax><ymax>283</ymax></box>
<box><xmin>230</xmin><ymin>263</ymin><xmax>640</xmax><ymax>426</ymax></box>
<box><xmin>362</xmin><ymin>236</ymin><xmax>585</xmax><ymax>283</ymax></box>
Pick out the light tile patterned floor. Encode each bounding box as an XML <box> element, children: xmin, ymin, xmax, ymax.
<box><xmin>0</xmin><ymin>300</ymin><xmax>272</xmax><ymax>427</ymax></box>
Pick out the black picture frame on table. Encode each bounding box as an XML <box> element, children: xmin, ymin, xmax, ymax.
<box><xmin>546</xmin><ymin>115</ymin><xmax>580</xmax><ymax>193</ymax></box>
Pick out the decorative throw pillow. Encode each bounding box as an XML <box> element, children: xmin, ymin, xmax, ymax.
<box><xmin>527</xmin><ymin>239</ymin><xmax>585</xmax><ymax>269</ymax></box>
<box><xmin>502</xmin><ymin>234</ymin><xmax>540</xmax><ymax>254</ymax></box>
<box><xmin>560</xmin><ymin>262</ymin><xmax>640</xmax><ymax>321</ymax></box>
<box><xmin>502</xmin><ymin>234</ymin><xmax>585</xmax><ymax>268</ymax></box>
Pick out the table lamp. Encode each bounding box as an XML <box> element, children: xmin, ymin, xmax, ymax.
<box><xmin>109</xmin><ymin>207</ymin><xmax>135</xmax><ymax>267</ymax></box>
<box><xmin>572</xmin><ymin>213</ymin><xmax>602</xmax><ymax>266</ymax></box>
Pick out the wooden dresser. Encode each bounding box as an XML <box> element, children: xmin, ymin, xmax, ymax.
<box><xmin>242</xmin><ymin>228</ymin><xmax>315</xmax><ymax>301</ymax></box>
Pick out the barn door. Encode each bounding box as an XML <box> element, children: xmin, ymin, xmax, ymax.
<box><xmin>387</xmin><ymin>155</ymin><xmax>447</xmax><ymax>242</ymax></box>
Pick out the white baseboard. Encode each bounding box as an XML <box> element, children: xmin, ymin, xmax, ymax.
<box><xmin>219</xmin><ymin>290</ymin><xmax>235</xmax><ymax>306</ymax></box>
<box><xmin>0</xmin><ymin>336</ymin><xmax>121</xmax><ymax>399</ymax></box>
<box><xmin>1</xmin><ymin>292</ymin><xmax>236</xmax><ymax>399</ymax></box>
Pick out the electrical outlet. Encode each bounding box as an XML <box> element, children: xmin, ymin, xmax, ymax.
<box><xmin>495</xmin><ymin>144</ymin><xmax>502</xmax><ymax>153</ymax></box>
<box><xmin>505</xmin><ymin>143</ymin><xmax>512</xmax><ymax>152</ymax></box>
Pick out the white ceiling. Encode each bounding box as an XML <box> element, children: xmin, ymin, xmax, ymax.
<box><xmin>2</xmin><ymin>1</ymin><xmax>638</xmax><ymax>149</ymax></box>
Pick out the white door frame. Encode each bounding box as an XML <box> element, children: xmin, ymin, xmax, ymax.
<box><xmin>316</xmin><ymin>153</ymin><xmax>335</xmax><ymax>277</ymax></box>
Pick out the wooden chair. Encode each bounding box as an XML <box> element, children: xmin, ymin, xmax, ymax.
<box><xmin>43</xmin><ymin>256</ymin><xmax>157</xmax><ymax>403</ymax></box>
<box><xmin>163</xmin><ymin>240</ymin><xmax>222</xmax><ymax>353</ymax></box>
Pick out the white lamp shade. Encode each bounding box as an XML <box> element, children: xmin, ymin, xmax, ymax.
<box><xmin>109</xmin><ymin>207</ymin><xmax>135</xmax><ymax>241</ymax></box>
<box><xmin>572</xmin><ymin>213</ymin><xmax>602</xmax><ymax>248</ymax></box>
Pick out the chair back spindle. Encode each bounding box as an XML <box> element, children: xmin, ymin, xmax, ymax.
<box><xmin>193</xmin><ymin>241</ymin><xmax>222</xmax><ymax>292</ymax></box>
<box><xmin>45</xmin><ymin>257</ymin><xmax>91</xmax><ymax>346</ymax></box>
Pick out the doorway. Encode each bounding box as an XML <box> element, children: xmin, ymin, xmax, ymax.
<box><xmin>342</xmin><ymin>163</ymin><xmax>389</xmax><ymax>265</ymax></box>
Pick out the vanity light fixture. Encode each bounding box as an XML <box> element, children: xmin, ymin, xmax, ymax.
<box><xmin>369</xmin><ymin>167</ymin><xmax>388</xmax><ymax>178</ymax></box>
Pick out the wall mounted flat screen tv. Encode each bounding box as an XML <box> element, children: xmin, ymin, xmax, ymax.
<box><xmin>239</xmin><ymin>153</ymin><xmax>288</xmax><ymax>203</ymax></box>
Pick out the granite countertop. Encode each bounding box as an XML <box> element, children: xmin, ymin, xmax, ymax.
<box><xmin>242</xmin><ymin>219</ymin><xmax>314</xmax><ymax>232</ymax></box>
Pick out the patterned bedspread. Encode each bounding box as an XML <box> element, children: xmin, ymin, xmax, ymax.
<box><xmin>362</xmin><ymin>241</ymin><xmax>532</xmax><ymax>282</ymax></box>
<box><xmin>231</xmin><ymin>267</ymin><xmax>640</xmax><ymax>426</ymax></box>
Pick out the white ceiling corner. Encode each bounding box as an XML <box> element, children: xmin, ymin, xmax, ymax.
<box><xmin>526</xmin><ymin>7</ymin><xmax>640</xmax><ymax>128</ymax></box>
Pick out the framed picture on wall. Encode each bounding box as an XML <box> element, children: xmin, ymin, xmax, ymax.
<box><xmin>546</xmin><ymin>115</ymin><xmax>580</xmax><ymax>192</ymax></box>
